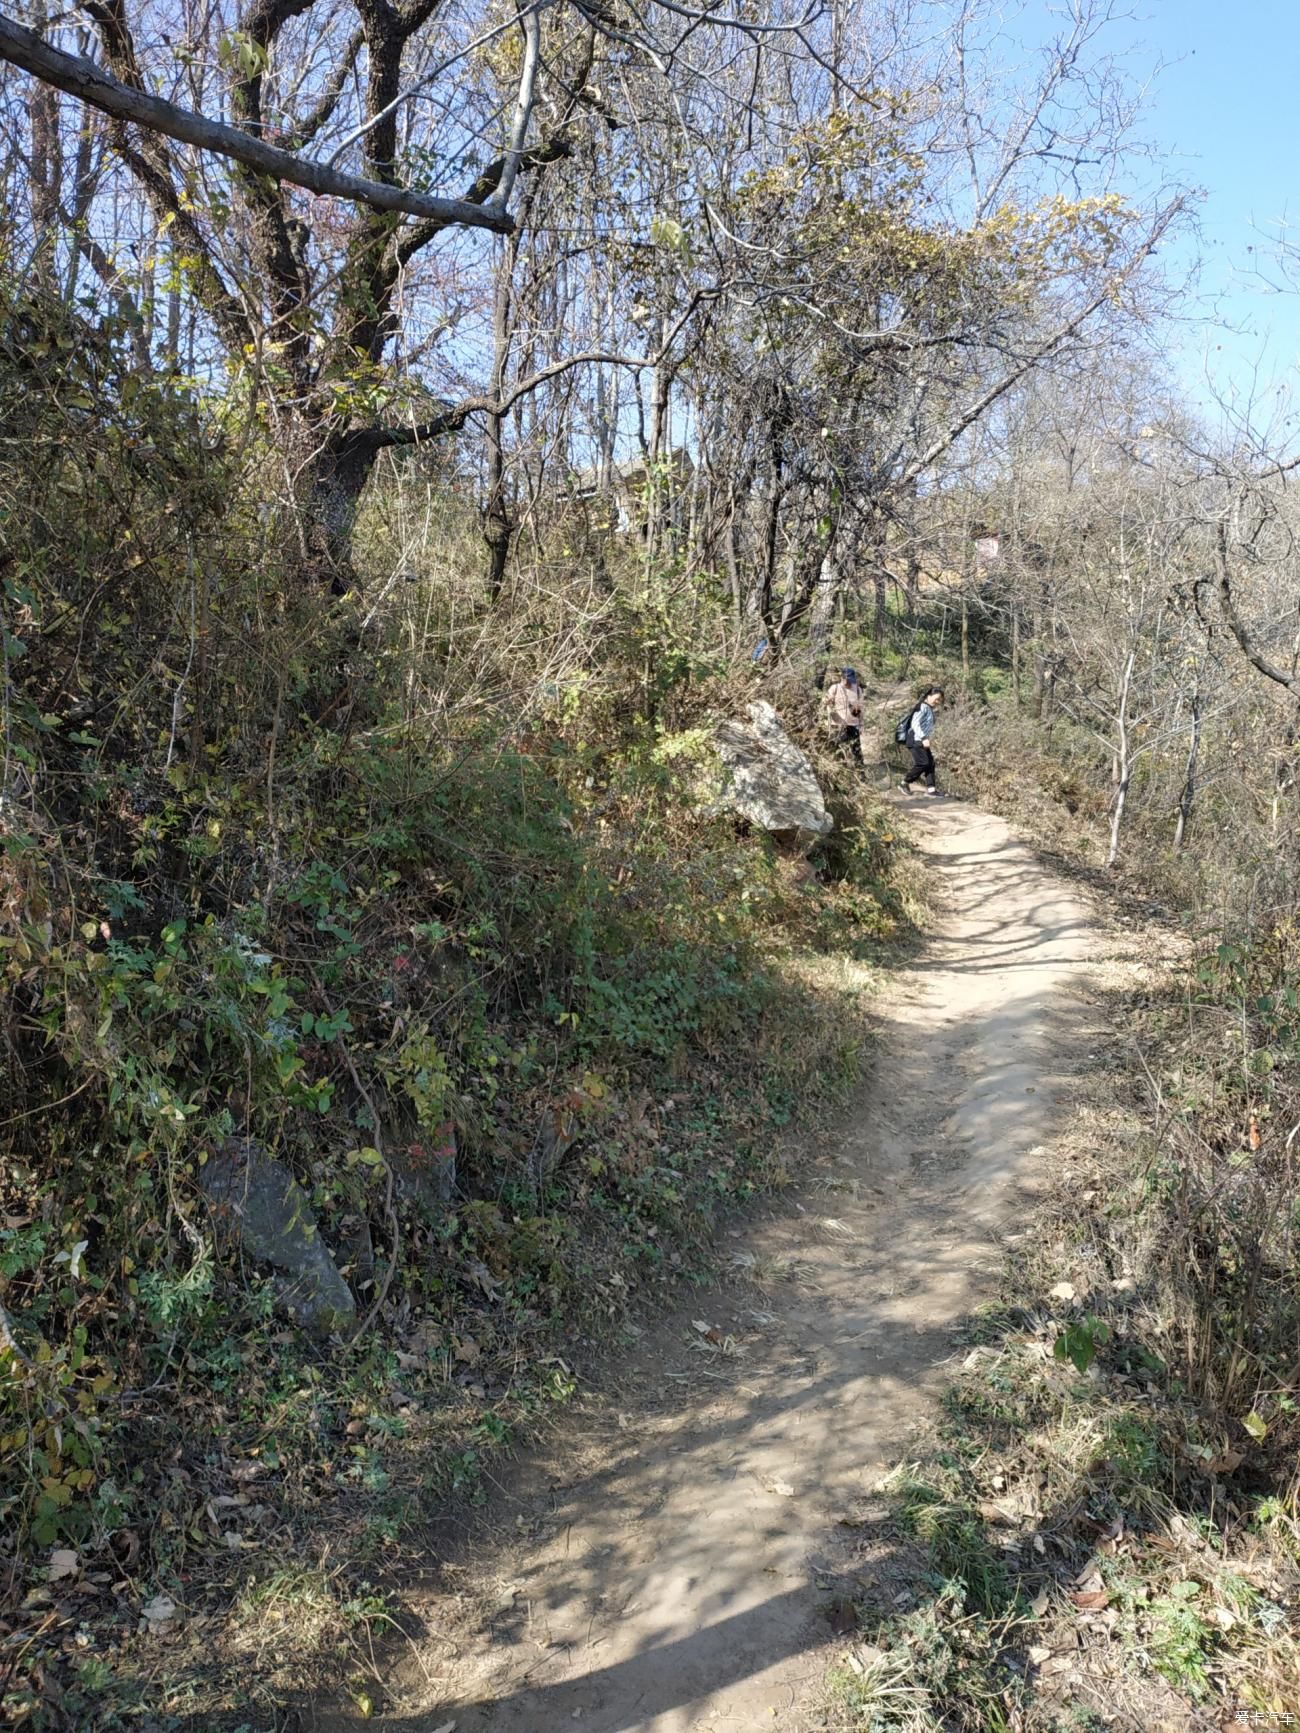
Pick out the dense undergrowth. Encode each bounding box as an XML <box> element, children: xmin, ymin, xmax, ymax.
<box><xmin>0</xmin><ymin>283</ymin><xmax>917</xmax><ymax>1727</ymax></box>
<box><xmin>822</xmin><ymin>649</ymin><xmax>1300</xmax><ymax>1730</ymax></box>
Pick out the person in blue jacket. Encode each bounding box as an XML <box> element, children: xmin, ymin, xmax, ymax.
<box><xmin>898</xmin><ymin>687</ymin><xmax>944</xmax><ymax>795</ymax></box>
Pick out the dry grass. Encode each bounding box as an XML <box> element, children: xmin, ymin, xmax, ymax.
<box><xmin>822</xmin><ymin>900</ymin><xmax>1300</xmax><ymax>1733</ymax></box>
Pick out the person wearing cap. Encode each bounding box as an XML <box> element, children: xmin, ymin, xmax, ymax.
<box><xmin>824</xmin><ymin>666</ymin><xmax>865</xmax><ymax>767</ymax></box>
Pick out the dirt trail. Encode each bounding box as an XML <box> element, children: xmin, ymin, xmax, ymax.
<box><xmin>332</xmin><ymin>799</ymin><xmax>1102</xmax><ymax>1733</ymax></box>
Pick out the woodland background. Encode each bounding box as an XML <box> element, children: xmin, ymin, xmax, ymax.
<box><xmin>2</xmin><ymin>0</ymin><xmax>1300</xmax><ymax>1725</ymax></box>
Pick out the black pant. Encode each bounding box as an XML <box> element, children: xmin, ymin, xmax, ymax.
<box><xmin>838</xmin><ymin>726</ymin><xmax>863</xmax><ymax>765</ymax></box>
<box><xmin>904</xmin><ymin>742</ymin><xmax>936</xmax><ymax>788</ymax></box>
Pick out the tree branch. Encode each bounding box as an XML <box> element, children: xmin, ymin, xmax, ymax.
<box><xmin>897</xmin><ymin>198</ymin><xmax>1184</xmax><ymax>494</ymax></box>
<box><xmin>1216</xmin><ymin>518</ymin><xmax>1300</xmax><ymax>699</ymax></box>
<box><xmin>0</xmin><ymin>11</ymin><xmax>514</xmax><ymax>232</ymax></box>
<box><xmin>366</xmin><ymin>289</ymin><xmax>720</xmax><ymax>451</ymax></box>
<box><xmin>292</xmin><ymin>25</ymin><xmax>364</xmax><ymax>147</ymax></box>
<box><xmin>488</xmin><ymin>0</ymin><xmax>545</xmax><ymax>215</ymax></box>
<box><xmin>396</xmin><ymin>125</ymin><xmax>574</xmax><ymax>268</ymax></box>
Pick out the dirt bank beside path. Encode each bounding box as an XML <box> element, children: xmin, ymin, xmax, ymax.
<box><xmin>319</xmin><ymin>798</ymin><xmax>1104</xmax><ymax>1733</ymax></box>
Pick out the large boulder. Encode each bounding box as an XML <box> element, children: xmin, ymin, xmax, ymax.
<box><xmin>199</xmin><ymin>1140</ymin><xmax>356</xmax><ymax>1336</ymax></box>
<box><xmin>713</xmin><ymin>700</ymin><xmax>833</xmax><ymax>842</ymax></box>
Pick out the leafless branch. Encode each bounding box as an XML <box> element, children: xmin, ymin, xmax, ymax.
<box><xmin>0</xmin><ymin>11</ymin><xmax>514</xmax><ymax>232</ymax></box>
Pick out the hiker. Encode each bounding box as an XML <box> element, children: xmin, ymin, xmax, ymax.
<box><xmin>898</xmin><ymin>686</ymin><xmax>944</xmax><ymax>795</ymax></box>
<box><xmin>825</xmin><ymin>666</ymin><xmax>864</xmax><ymax>766</ymax></box>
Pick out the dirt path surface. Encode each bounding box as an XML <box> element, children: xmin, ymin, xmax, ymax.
<box><xmin>327</xmin><ymin>799</ymin><xmax>1102</xmax><ymax>1733</ymax></box>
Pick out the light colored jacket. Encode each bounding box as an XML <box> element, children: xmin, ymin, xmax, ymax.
<box><xmin>909</xmin><ymin>701</ymin><xmax>936</xmax><ymax>743</ymax></box>
<box><xmin>826</xmin><ymin>680</ymin><xmax>863</xmax><ymax>730</ymax></box>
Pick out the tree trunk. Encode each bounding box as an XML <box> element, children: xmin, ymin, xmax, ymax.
<box><xmin>960</xmin><ymin>597</ymin><xmax>970</xmax><ymax>687</ymax></box>
<box><xmin>1106</xmin><ymin>648</ymin><xmax>1136</xmax><ymax>868</ymax></box>
<box><xmin>724</xmin><ymin>506</ymin><xmax>743</xmax><ymax>621</ymax></box>
<box><xmin>1011</xmin><ymin>603</ymin><xmax>1021</xmax><ymax>705</ymax></box>
<box><xmin>28</xmin><ymin>1</ymin><xmax>62</xmax><ymax>289</ymax></box>
<box><xmin>1173</xmin><ymin>690</ymin><xmax>1201</xmax><ymax>850</ymax></box>
<box><xmin>873</xmin><ymin>570</ymin><xmax>887</xmax><ymax>652</ymax></box>
<box><xmin>307</xmin><ymin>431</ymin><xmax>378</xmax><ymax>586</ymax></box>
<box><xmin>808</xmin><ymin>548</ymin><xmax>837</xmax><ymax>657</ymax></box>
<box><xmin>480</xmin><ymin>226</ymin><xmax>523</xmax><ymax>603</ymax></box>
<box><xmin>756</xmin><ymin>436</ymin><xmax>785</xmax><ymax>640</ymax></box>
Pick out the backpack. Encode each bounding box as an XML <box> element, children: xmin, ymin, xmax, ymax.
<box><xmin>893</xmin><ymin>705</ymin><xmax>918</xmax><ymax>746</ymax></box>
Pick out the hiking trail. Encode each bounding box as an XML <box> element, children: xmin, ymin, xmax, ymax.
<box><xmin>324</xmin><ymin>798</ymin><xmax>1103</xmax><ymax>1733</ymax></box>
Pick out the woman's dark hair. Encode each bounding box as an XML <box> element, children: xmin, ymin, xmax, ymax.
<box><xmin>922</xmin><ymin>685</ymin><xmax>944</xmax><ymax>700</ymax></box>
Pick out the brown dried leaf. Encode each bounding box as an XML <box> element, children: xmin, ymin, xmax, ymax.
<box><xmin>1069</xmin><ymin>1590</ymin><xmax>1110</xmax><ymax>1611</ymax></box>
<box><xmin>1206</xmin><ymin>1447</ymin><xmax>1244</xmax><ymax>1475</ymax></box>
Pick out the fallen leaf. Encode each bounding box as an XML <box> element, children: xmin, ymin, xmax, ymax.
<box><xmin>770</xmin><ymin>1479</ymin><xmax>796</xmax><ymax>1497</ymax></box>
<box><xmin>453</xmin><ymin>1336</ymin><xmax>481</xmax><ymax>1366</ymax></box>
<box><xmin>1028</xmin><ymin>1644</ymin><xmax>1053</xmax><ymax>1665</ymax></box>
<box><xmin>1098</xmin><ymin>1533</ymin><xmax>1121</xmax><ymax>1557</ymax></box>
<box><xmin>1049</xmin><ymin>1282</ymin><xmax>1076</xmax><ymax>1302</ymax></box>
<box><xmin>1145</xmin><ymin>1533</ymin><xmax>1180</xmax><ymax>1554</ymax></box>
<box><xmin>48</xmin><ymin>1549</ymin><xmax>79</xmax><ymax>1582</ymax></box>
<box><xmin>1070</xmin><ymin>1590</ymin><xmax>1110</xmax><ymax>1611</ymax></box>
<box><xmin>1242</xmin><ymin>1409</ymin><xmax>1269</xmax><ymax>1442</ymax></box>
<box><xmin>1169</xmin><ymin>1513</ymin><xmax>1205</xmax><ymax>1550</ymax></box>
<box><xmin>140</xmin><ymin>1592</ymin><xmax>178</xmax><ymax>1635</ymax></box>
<box><xmin>111</xmin><ymin>1529</ymin><xmax>140</xmax><ymax>1568</ymax></box>
<box><xmin>826</xmin><ymin>1599</ymin><xmax>857</xmax><ymax>1635</ymax></box>
<box><xmin>1206</xmin><ymin>1447</ymin><xmax>1244</xmax><ymax>1475</ymax></box>
<box><xmin>465</xmin><ymin>1259</ymin><xmax>502</xmax><ymax>1301</ymax></box>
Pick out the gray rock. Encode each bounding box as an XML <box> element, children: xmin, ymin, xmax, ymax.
<box><xmin>714</xmin><ymin>700</ymin><xmax>833</xmax><ymax>841</ymax></box>
<box><xmin>199</xmin><ymin>1139</ymin><xmax>356</xmax><ymax>1336</ymax></box>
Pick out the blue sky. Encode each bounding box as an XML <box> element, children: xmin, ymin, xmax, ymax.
<box><xmin>1123</xmin><ymin>0</ymin><xmax>1300</xmax><ymax>412</ymax></box>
